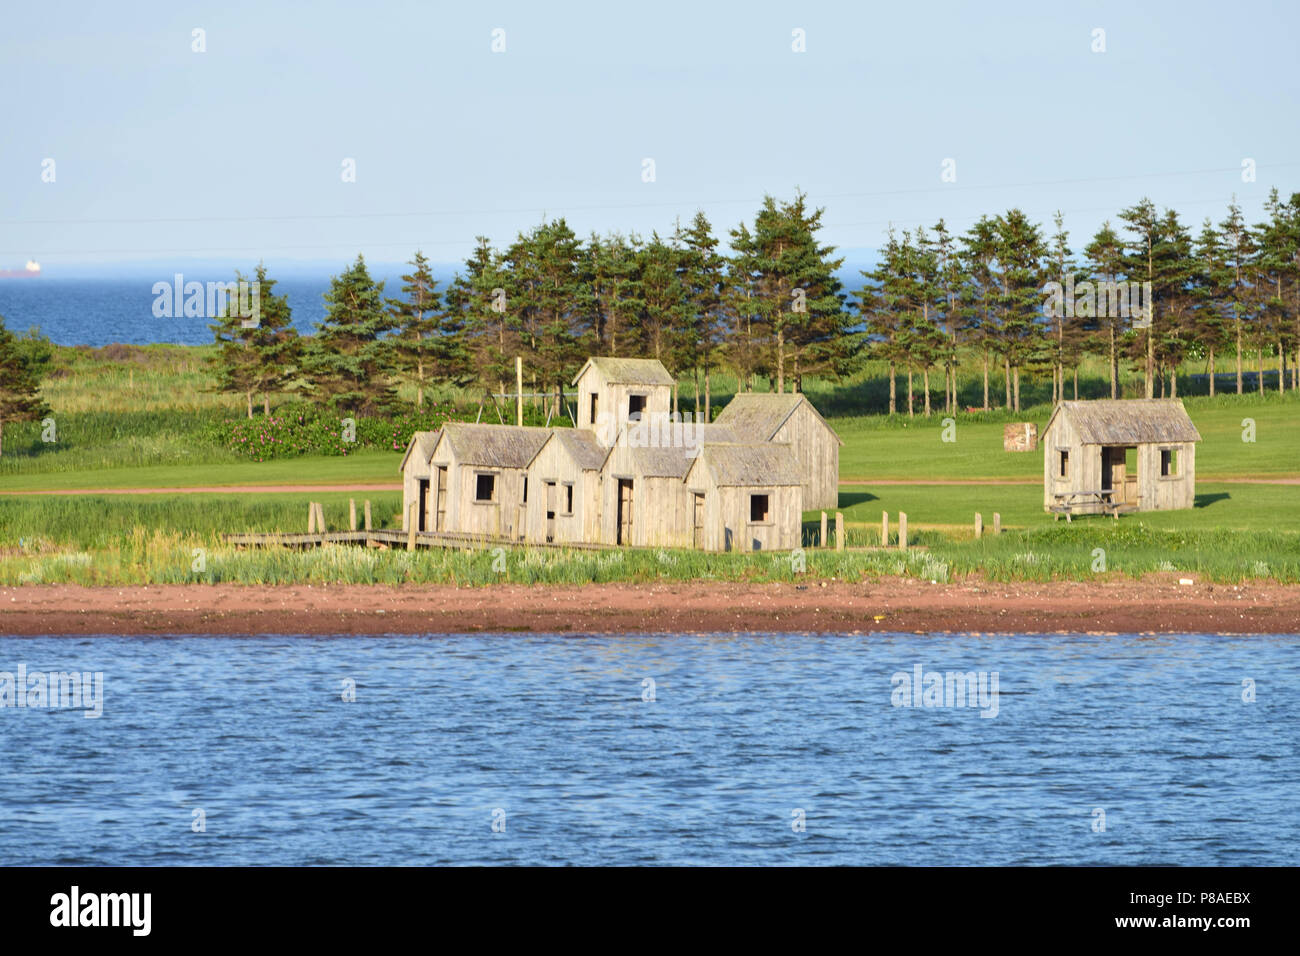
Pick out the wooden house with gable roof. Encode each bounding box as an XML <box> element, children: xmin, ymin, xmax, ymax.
<box><xmin>712</xmin><ymin>392</ymin><xmax>843</xmax><ymax>510</ymax></box>
<box><xmin>1042</xmin><ymin>399</ymin><xmax>1202</xmax><ymax>516</ymax></box>
<box><xmin>683</xmin><ymin>442</ymin><xmax>804</xmax><ymax>551</ymax></box>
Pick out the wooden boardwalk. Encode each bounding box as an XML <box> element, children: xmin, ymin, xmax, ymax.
<box><xmin>222</xmin><ymin>529</ymin><xmax>614</xmax><ymax>551</ymax></box>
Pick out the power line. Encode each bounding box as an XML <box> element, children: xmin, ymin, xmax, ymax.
<box><xmin>2</xmin><ymin>161</ymin><xmax>1296</xmax><ymax>228</ymax></box>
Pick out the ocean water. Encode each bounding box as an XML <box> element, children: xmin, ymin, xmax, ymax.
<box><xmin>0</xmin><ymin>631</ymin><xmax>1296</xmax><ymax>866</ymax></box>
<box><xmin>0</xmin><ymin>276</ymin><xmax>414</xmax><ymax>346</ymax></box>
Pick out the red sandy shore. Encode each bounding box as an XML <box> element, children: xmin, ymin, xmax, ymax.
<box><xmin>1</xmin><ymin>579</ymin><xmax>1298</xmax><ymax>635</ymax></box>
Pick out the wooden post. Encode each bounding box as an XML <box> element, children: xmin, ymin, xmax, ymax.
<box><xmin>349</xmin><ymin>498</ymin><xmax>357</xmax><ymax>531</ymax></box>
<box><xmin>307</xmin><ymin>502</ymin><xmax>316</xmax><ymax>534</ymax></box>
<box><xmin>835</xmin><ymin>512</ymin><xmax>844</xmax><ymax>551</ymax></box>
<box><xmin>899</xmin><ymin>511</ymin><xmax>908</xmax><ymax>551</ymax></box>
<box><xmin>516</xmin><ymin>356</ymin><xmax>524</xmax><ymax>427</ymax></box>
<box><xmin>820</xmin><ymin>511</ymin><xmax>828</xmax><ymax>548</ymax></box>
<box><xmin>407</xmin><ymin>503</ymin><xmax>417</xmax><ymax>550</ymax></box>
<box><xmin>993</xmin><ymin>512</ymin><xmax>1001</xmax><ymax>535</ymax></box>
<box><xmin>881</xmin><ymin>511</ymin><xmax>889</xmax><ymax>548</ymax></box>
<box><xmin>974</xmin><ymin>512</ymin><xmax>983</xmax><ymax>539</ymax></box>
<box><xmin>363</xmin><ymin>500</ymin><xmax>372</xmax><ymax>531</ymax></box>
<box><xmin>314</xmin><ymin>502</ymin><xmax>326</xmax><ymax>533</ymax></box>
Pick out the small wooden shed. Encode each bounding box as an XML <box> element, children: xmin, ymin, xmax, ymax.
<box><xmin>399</xmin><ymin>430</ymin><xmax>440</xmax><ymax>531</ymax></box>
<box><xmin>712</xmin><ymin>392</ymin><xmax>843</xmax><ymax>511</ymax></box>
<box><xmin>683</xmin><ymin>443</ymin><xmax>804</xmax><ymax>551</ymax></box>
<box><xmin>417</xmin><ymin>423</ymin><xmax>551</xmax><ymax>538</ymax></box>
<box><xmin>1042</xmin><ymin>399</ymin><xmax>1202</xmax><ymax>515</ymax></box>
<box><xmin>573</xmin><ymin>356</ymin><xmax>675</xmax><ymax>440</ymax></box>
<box><xmin>523</xmin><ymin>428</ymin><xmax>611</xmax><ymax>544</ymax></box>
<box><xmin>599</xmin><ymin>421</ymin><xmax>740</xmax><ymax>547</ymax></box>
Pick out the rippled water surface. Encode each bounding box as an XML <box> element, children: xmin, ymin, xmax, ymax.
<box><xmin>1</xmin><ymin>632</ymin><xmax>1296</xmax><ymax>865</ymax></box>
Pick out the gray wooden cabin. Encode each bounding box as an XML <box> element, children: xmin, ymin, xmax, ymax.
<box><xmin>399</xmin><ymin>429</ymin><xmax>440</xmax><ymax>528</ymax></box>
<box><xmin>523</xmin><ymin>428</ymin><xmax>611</xmax><ymax>545</ymax></box>
<box><xmin>418</xmin><ymin>423</ymin><xmax>551</xmax><ymax>538</ymax></box>
<box><xmin>712</xmin><ymin>392</ymin><xmax>843</xmax><ymax>511</ymax></box>
<box><xmin>683</xmin><ymin>443</ymin><xmax>804</xmax><ymax>551</ymax></box>
<box><xmin>1042</xmin><ymin>399</ymin><xmax>1202</xmax><ymax>515</ymax></box>
<box><xmin>600</xmin><ymin>421</ymin><xmax>741</xmax><ymax>547</ymax></box>
<box><xmin>573</xmin><ymin>356</ymin><xmax>675</xmax><ymax>442</ymax></box>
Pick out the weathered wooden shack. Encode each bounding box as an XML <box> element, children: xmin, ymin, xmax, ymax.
<box><xmin>683</xmin><ymin>443</ymin><xmax>804</xmax><ymax>551</ymax></box>
<box><xmin>416</xmin><ymin>423</ymin><xmax>551</xmax><ymax>537</ymax></box>
<box><xmin>711</xmin><ymin>392</ymin><xmax>843</xmax><ymax>511</ymax></box>
<box><xmin>573</xmin><ymin>356</ymin><xmax>675</xmax><ymax>441</ymax></box>
<box><xmin>598</xmin><ymin>421</ymin><xmax>740</xmax><ymax>547</ymax></box>
<box><xmin>523</xmin><ymin>428</ymin><xmax>611</xmax><ymax>544</ymax></box>
<box><xmin>1042</xmin><ymin>399</ymin><xmax>1202</xmax><ymax>515</ymax></box>
<box><xmin>399</xmin><ymin>430</ymin><xmax>440</xmax><ymax>531</ymax></box>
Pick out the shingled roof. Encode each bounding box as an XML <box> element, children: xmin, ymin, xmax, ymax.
<box><xmin>1048</xmin><ymin>399</ymin><xmax>1202</xmax><ymax>445</ymax></box>
<box><xmin>689</xmin><ymin>442</ymin><xmax>803</xmax><ymax>487</ymax></box>
<box><xmin>572</xmin><ymin>356</ymin><xmax>675</xmax><ymax>386</ymax></box>
<box><xmin>713</xmin><ymin>392</ymin><xmax>844</xmax><ymax>445</ymax></box>
<box><xmin>398</xmin><ymin>430</ymin><xmax>440</xmax><ymax>473</ymax></box>
<box><xmin>616</xmin><ymin>422</ymin><xmax>740</xmax><ymax>477</ymax></box>
<box><xmin>529</xmin><ymin>428</ymin><xmax>612</xmax><ymax>471</ymax></box>
<box><xmin>438</xmin><ymin>423</ymin><xmax>553</xmax><ymax>467</ymax></box>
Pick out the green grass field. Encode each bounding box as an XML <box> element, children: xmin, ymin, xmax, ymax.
<box><xmin>2</xmin><ymin>344</ymin><xmax>1298</xmax><ymax>585</ymax></box>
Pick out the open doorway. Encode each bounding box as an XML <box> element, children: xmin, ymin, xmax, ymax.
<box><xmin>416</xmin><ymin>478</ymin><xmax>430</xmax><ymax>531</ymax></box>
<box><xmin>616</xmin><ymin>479</ymin><xmax>634</xmax><ymax>545</ymax></box>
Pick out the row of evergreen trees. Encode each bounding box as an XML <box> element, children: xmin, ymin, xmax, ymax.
<box><xmin>212</xmin><ymin>189</ymin><xmax>1300</xmax><ymax>419</ymax></box>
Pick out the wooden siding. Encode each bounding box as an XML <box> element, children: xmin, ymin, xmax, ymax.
<box><xmin>574</xmin><ymin>362</ymin><xmax>672</xmax><ymax>438</ymax></box>
<box><xmin>772</xmin><ymin>402</ymin><xmax>840</xmax><ymax>511</ymax></box>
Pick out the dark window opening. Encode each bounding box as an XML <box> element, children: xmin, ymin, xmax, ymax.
<box><xmin>750</xmin><ymin>493</ymin><xmax>770</xmax><ymax>523</ymax></box>
<box><xmin>1059</xmin><ymin>450</ymin><xmax>1069</xmax><ymax>478</ymax></box>
<box><xmin>475</xmin><ymin>473</ymin><xmax>497</xmax><ymax>502</ymax></box>
<box><xmin>522</xmin><ymin>476</ymin><xmax>528</xmax><ymax>503</ymax></box>
<box><xmin>1161</xmin><ymin>448</ymin><xmax>1178</xmax><ymax>477</ymax></box>
<box><xmin>563</xmin><ymin>483</ymin><xmax>574</xmax><ymax>515</ymax></box>
<box><xmin>589</xmin><ymin>393</ymin><xmax>599</xmax><ymax>424</ymax></box>
<box><xmin>628</xmin><ymin>394</ymin><xmax>647</xmax><ymax>421</ymax></box>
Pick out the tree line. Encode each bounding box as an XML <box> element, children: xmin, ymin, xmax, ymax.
<box><xmin>209</xmin><ymin>189</ymin><xmax>1300</xmax><ymax>419</ymax></box>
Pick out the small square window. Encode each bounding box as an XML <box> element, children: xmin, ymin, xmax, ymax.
<box><xmin>475</xmin><ymin>473</ymin><xmax>497</xmax><ymax>502</ymax></box>
<box><xmin>1161</xmin><ymin>448</ymin><xmax>1179</xmax><ymax>477</ymax></box>
<box><xmin>628</xmin><ymin>394</ymin><xmax>647</xmax><ymax>421</ymax></box>
<box><xmin>750</xmin><ymin>493</ymin><xmax>770</xmax><ymax>523</ymax></box>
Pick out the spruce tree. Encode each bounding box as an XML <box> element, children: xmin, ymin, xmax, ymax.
<box><xmin>0</xmin><ymin>315</ymin><xmax>49</xmax><ymax>458</ymax></box>
<box><xmin>303</xmin><ymin>254</ymin><xmax>397</xmax><ymax>415</ymax></box>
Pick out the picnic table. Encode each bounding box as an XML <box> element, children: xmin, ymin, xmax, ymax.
<box><xmin>1049</xmin><ymin>489</ymin><xmax>1128</xmax><ymax>521</ymax></box>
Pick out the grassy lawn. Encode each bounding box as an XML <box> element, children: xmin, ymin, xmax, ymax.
<box><xmin>0</xmin><ymin>450</ymin><xmax>398</xmax><ymax>492</ymax></box>
<box><xmin>836</xmin><ymin>391</ymin><xmax>1300</xmax><ymax>481</ymax></box>
<box><xmin>826</xmin><ymin>482</ymin><xmax>1300</xmax><ymax>537</ymax></box>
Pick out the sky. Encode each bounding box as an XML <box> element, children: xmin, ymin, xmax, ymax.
<box><xmin>1</xmin><ymin>0</ymin><xmax>1298</xmax><ymax>276</ymax></box>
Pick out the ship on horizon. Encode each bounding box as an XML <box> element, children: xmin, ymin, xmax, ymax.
<box><xmin>0</xmin><ymin>259</ymin><xmax>41</xmax><ymax>278</ymax></box>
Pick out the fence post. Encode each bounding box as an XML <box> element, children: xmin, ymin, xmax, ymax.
<box><xmin>820</xmin><ymin>511</ymin><xmax>828</xmax><ymax>548</ymax></box>
<box><xmin>899</xmin><ymin>511</ymin><xmax>908</xmax><ymax>551</ymax></box>
<box><xmin>316</xmin><ymin>502</ymin><xmax>327</xmax><ymax>533</ymax></box>
<box><xmin>993</xmin><ymin>512</ymin><xmax>1001</xmax><ymax>535</ymax></box>
<box><xmin>835</xmin><ymin>512</ymin><xmax>845</xmax><ymax>551</ymax></box>
<box><xmin>364</xmin><ymin>500</ymin><xmax>372</xmax><ymax>531</ymax></box>
<box><xmin>307</xmin><ymin>502</ymin><xmax>316</xmax><ymax>534</ymax></box>
<box><xmin>349</xmin><ymin>498</ymin><xmax>357</xmax><ymax>531</ymax></box>
<box><xmin>407</xmin><ymin>503</ymin><xmax>417</xmax><ymax>551</ymax></box>
<box><xmin>881</xmin><ymin>511</ymin><xmax>889</xmax><ymax>549</ymax></box>
<box><xmin>974</xmin><ymin>512</ymin><xmax>983</xmax><ymax>539</ymax></box>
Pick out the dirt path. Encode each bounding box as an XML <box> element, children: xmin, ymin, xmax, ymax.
<box><xmin>3</xmin><ymin>579</ymin><xmax>1297</xmax><ymax>635</ymax></box>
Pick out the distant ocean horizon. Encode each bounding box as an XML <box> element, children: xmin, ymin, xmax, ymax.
<box><xmin>0</xmin><ymin>265</ymin><xmax>875</xmax><ymax>347</ymax></box>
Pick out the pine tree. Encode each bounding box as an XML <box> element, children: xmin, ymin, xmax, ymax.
<box><xmin>1191</xmin><ymin>219</ymin><xmax>1230</xmax><ymax>396</ymax></box>
<box><xmin>448</xmin><ymin>237</ymin><xmax>515</xmax><ymax>403</ymax></box>
<box><xmin>1218</xmin><ymin>200</ymin><xmax>1256</xmax><ymax>394</ymax></box>
<box><xmin>210</xmin><ymin>263</ymin><xmax>299</xmax><ymax>417</ymax></box>
<box><xmin>675</xmin><ymin>212</ymin><xmax>728</xmax><ymax>420</ymax></box>
<box><xmin>1084</xmin><ymin>222</ymin><xmax>1127</xmax><ymax>398</ymax></box>
<box><xmin>387</xmin><ymin>250</ymin><xmax>470</xmax><ymax>408</ymax></box>
<box><xmin>302</xmin><ymin>254</ymin><xmax>397</xmax><ymax>415</ymax></box>
<box><xmin>0</xmin><ymin>315</ymin><xmax>49</xmax><ymax>458</ymax></box>
<box><xmin>960</xmin><ymin>216</ymin><xmax>1002</xmax><ymax>409</ymax></box>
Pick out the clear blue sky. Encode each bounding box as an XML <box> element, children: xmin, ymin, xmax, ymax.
<box><xmin>2</xmin><ymin>0</ymin><xmax>1297</xmax><ymax>273</ymax></box>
